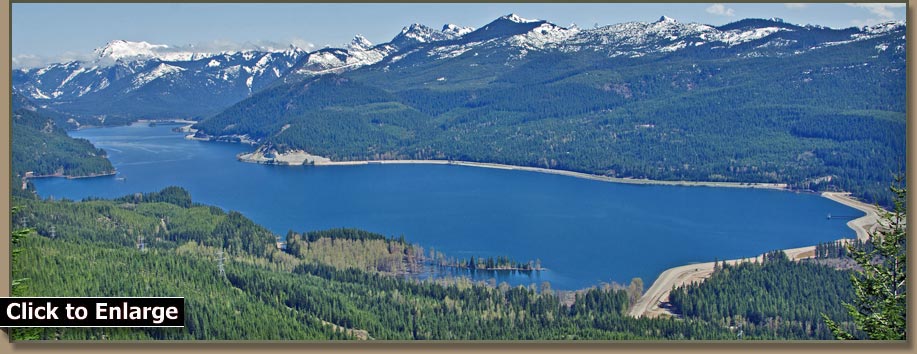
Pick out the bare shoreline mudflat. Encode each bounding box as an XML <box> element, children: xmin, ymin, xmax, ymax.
<box><xmin>238</xmin><ymin>154</ymin><xmax>790</xmax><ymax>190</ymax></box>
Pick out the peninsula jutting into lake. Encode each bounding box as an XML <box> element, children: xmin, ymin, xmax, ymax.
<box><xmin>10</xmin><ymin>3</ymin><xmax>905</xmax><ymax>341</ymax></box>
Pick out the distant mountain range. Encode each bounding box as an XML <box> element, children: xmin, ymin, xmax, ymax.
<box><xmin>12</xmin><ymin>14</ymin><xmax>906</xmax><ymax>205</ymax></box>
<box><xmin>13</xmin><ymin>14</ymin><xmax>904</xmax><ymax>123</ymax></box>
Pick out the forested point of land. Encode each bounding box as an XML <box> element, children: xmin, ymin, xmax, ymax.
<box><xmin>668</xmin><ymin>251</ymin><xmax>860</xmax><ymax>339</ymax></box>
<box><xmin>11</xmin><ymin>93</ymin><xmax>115</xmax><ymax>184</ymax></box>
<box><xmin>12</xmin><ymin>109</ymin><xmax>114</xmax><ymax>180</ymax></box>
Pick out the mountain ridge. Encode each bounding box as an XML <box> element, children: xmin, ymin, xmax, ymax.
<box><xmin>13</xmin><ymin>15</ymin><xmax>904</xmax><ymax>124</ymax></box>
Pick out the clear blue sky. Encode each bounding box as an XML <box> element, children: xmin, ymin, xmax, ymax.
<box><xmin>12</xmin><ymin>3</ymin><xmax>906</xmax><ymax>68</ymax></box>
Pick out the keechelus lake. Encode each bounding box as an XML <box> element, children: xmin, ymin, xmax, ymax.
<box><xmin>32</xmin><ymin>123</ymin><xmax>863</xmax><ymax>290</ymax></box>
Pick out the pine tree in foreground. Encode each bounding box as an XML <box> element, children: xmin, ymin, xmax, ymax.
<box><xmin>823</xmin><ymin>180</ymin><xmax>906</xmax><ymax>340</ymax></box>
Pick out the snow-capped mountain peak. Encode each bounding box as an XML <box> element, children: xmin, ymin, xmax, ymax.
<box><xmin>93</xmin><ymin>39</ymin><xmax>215</xmax><ymax>63</ymax></box>
<box><xmin>12</xmin><ymin>15</ymin><xmax>905</xmax><ymax>118</ymax></box>
<box><xmin>283</xmin><ymin>44</ymin><xmax>307</xmax><ymax>56</ymax></box>
<box><xmin>442</xmin><ymin>24</ymin><xmax>474</xmax><ymax>37</ymax></box>
<box><xmin>861</xmin><ymin>20</ymin><xmax>905</xmax><ymax>35</ymax></box>
<box><xmin>94</xmin><ymin>40</ymin><xmax>171</xmax><ymax>61</ymax></box>
<box><xmin>349</xmin><ymin>35</ymin><xmax>374</xmax><ymax>50</ymax></box>
<box><xmin>401</xmin><ymin>23</ymin><xmax>426</xmax><ymax>34</ymax></box>
<box><xmin>508</xmin><ymin>22</ymin><xmax>579</xmax><ymax>51</ymax></box>
<box><xmin>657</xmin><ymin>15</ymin><xmax>677</xmax><ymax>24</ymax></box>
<box><xmin>391</xmin><ymin>23</ymin><xmax>461</xmax><ymax>47</ymax></box>
<box><xmin>502</xmin><ymin>13</ymin><xmax>539</xmax><ymax>24</ymax></box>
<box><xmin>398</xmin><ymin>24</ymin><xmax>435</xmax><ymax>41</ymax></box>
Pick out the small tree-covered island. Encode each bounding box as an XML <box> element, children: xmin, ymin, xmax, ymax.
<box><xmin>9</xmin><ymin>5</ymin><xmax>905</xmax><ymax>341</ymax></box>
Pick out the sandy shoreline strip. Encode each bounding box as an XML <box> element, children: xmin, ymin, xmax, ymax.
<box><xmin>628</xmin><ymin>192</ymin><xmax>881</xmax><ymax>319</ymax></box>
<box><xmin>307</xmin><ymin>159</ymin><xmax>789</xmax><ymax>190</ymax></box>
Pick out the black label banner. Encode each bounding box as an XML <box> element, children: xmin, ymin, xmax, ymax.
<box><xmin>0</xmin><ymin>297</ymin><xmax>184</xmax><ymax>327</ymax></box>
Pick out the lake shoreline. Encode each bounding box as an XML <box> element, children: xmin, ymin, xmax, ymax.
<box><xmin>233</xmin><ymin>147</ymin><xmax>880</xmax><ymax>304</ymax></box>
<box><xmin>56</xmin><ymin>126</ymin><xmax>874</xmax><ymax>295</ymax></box>
<box><xmin>236</xmin><ymin>153</ymin><xmax>790</xmax><ymax>191</ymax></box>
<box><xmin>628</xmin><ymin>191</ymin><xmax>880</xmax><ymax>319</ymax></box>
<box><xmin>25</xmin><ymin>171</ymin><xmax>117</xmax><ymax>180</ymax></box>
<box><xmin>21</xmin><ymin>170</ymin><xmax>118</xmax><ymax>189</ymax></box>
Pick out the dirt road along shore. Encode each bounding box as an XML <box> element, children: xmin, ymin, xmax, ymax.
<box><xmin>628</xmin><ymin>192</ymin><xmax>880</xmax><ymax>319</ymax></box>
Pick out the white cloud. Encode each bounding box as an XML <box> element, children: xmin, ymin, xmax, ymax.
<box><xmin>12</xmin><ymin>54</ymin><xmax>42</xmax><ymax>69</ymax></box>
<box><xmin>706</xmin><ymin>3</ymin><xmax>735</xmax><ymax>17</ymax></box>
<box><xmin>12</xmin><ymin>52</ymin><xmax>95</xmax><ymax>69</ymax></box>
<box><xmin>784</xmin><ymin>3</ymin><xmax>808</xmax><ymax>9</ymax></box>
<box><xmin>174</xmin><ymin>39</ymin><xmax>312</xmax><ymax>53</ymax></box>
<box><xmin>847</xmin><ymin>3</ymin><xmax>906</xmax><ymax>19</ymax></box>
<box><xmin>850</xmin><ymin>17</ymin><xmax>903</xmax><ymax>27</ymax></box>
<box><xmin>289</xmin><ymin>38</ymin><xmax>317</xmax><ymax>51</ymax></box>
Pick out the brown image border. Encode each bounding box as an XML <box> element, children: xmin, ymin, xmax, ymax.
<box><xmin>0</xmin><ymin>1</ymin><xmax>914</xmax><ymax>352</ymax></box>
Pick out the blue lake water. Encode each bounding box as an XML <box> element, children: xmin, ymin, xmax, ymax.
<box><xmin>32</xmin><ymin>123</ymin><xmax>863</xmax><ymax>290</ymax></box>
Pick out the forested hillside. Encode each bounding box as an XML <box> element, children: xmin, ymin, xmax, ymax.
<box><xmin>11</xmin><ymin>188</ymin><xmax>862</xmax><ymax>340</ymax></box>
<box><xmin>668</xmin><ymin>251</ymin><xmax>860</xmax><ymax>339</ymax></box>
<box><xmin>11</xmin><ymin>94</ymin><xmax>114</xmax><ymax>180</ymax></box>
<box><xmin>192</xmin><ymin>17</ymin><xmax>905</xmax><ymax>206</ymax></box>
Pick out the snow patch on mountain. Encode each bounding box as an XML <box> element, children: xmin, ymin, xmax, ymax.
<box><xmin>94</xmin><ymin>40</ymin><xmax>217</xmax><ymax>64</ymax></box>
<box><xmin>509</xmin><ymin>23</ymin><xmax>580</xmax><ymax>51</ymax></box>
<box><xmin>657</xmin><ymin>16</ymin><xmax>677</xmax><ymax>24</ymax></box>
<box><xmin>348</xmin><ymin>35</ymin><xmax>374</xmax><ymax>50</ymax></box>
<box><xmin>221</xmin><ymin>65</ymin><xmax>242</xmax><ymax>81</ymax></box>
<box><xmin>251</xmin><ymin>54</ymin><xmax>274</xmax><ymax>76</ymax></box>
<box><xmin>394</xmin><ymin>24</ymin><xmax>450</xmax><ymax>45</ymax></box>
<box><xmin>97</xmin><ymin>77</ymin><xmax>110</xmax><ymax>91</ymax></box>
<box><xmin>59</xmin><ymin>67</ymin><xmax>88</xmax><ymax>87</ymax></box>
<box><xmin>564</xmin><ymin>18</ymin><xmax>798</xmax><ymax>57</ymax></box>
<box><xmin>295</xmin><ymin>41</ymin><xmax>396</xmax><ymax>77</ymax></box>
<box><xmin>707</xmin><ymin>27</ymin><xmax>786</xmax><ymax>47</ymax></box>
<box><xmin>305</xmin><ymin>51</ymin><xmax>345</xmax><ymax>69</ymax></box>
<box><xmin>78</xmin><ymin>84</ymin><xmax>93</xmax><ymax>97</ymax></box>
<box><xmin>430</xmin><ymin>44</ymin><xmax>474</xmax><ymax>60</ymax></box>
<box><xmin>132</xmin><ymin>63</ymin><xmax>185</xmax><ymax>88</ymax></box>
<box><xmin>564</xmin><ymin>20</ymin><xmax>715</xmax><ymax>56</ymax></box>
<box><xmin>851</xmin><ymin>21</ymin><xmax>906</xmax><ymax>42</ymax></box>
<box><xmin>443</xmin><ymin>24</ymin><xmax>474</xmax><ymax>37</ymax></box>
<box><xmin>502</xmin><ymin>14</ymin><xmax>539</xmax><ymax>23</ymax></box>
<box><xmin>813</xmin><ymin>22</ymin><xmax>904</xmax><ymax>52</ymax></box>
<box><xmin>756</xmin><ymin>38</ymin><xmax>797</xmax><ymax>48</ymax></box>
<box><xmin>860</xmin><ymin>21</ymin><xmax>905</xmax><ymax>35</ymax></box>
<box><xmin>659</xmin><ymin>41</ymin><xmax>687</xmax><ymax>52</ymax></box>
<box><xmin>30</xmin><ymin>87</ymin><xmax>50</xmax><ymax>100</ymax></box>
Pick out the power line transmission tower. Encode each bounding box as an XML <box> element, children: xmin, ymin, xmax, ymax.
<box><xmin>137</xmin><ymin>234</ymin><xmax>145</xmax><ymax>252</ymax></box>
<box><xmin>49</xmin><ymin>225</ymin><xmax>56</xmax><ymax>239</ymax></box>
<box><xmin>217</xmin><ymin>249</ymin><xmax>226</xmax><ymax>277</ymax></box>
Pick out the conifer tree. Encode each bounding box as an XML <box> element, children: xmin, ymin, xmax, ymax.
<box><xmin>824</xmin><ymin>181</ymin><xmax>906</xmax><ymax>340</ymax></box>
